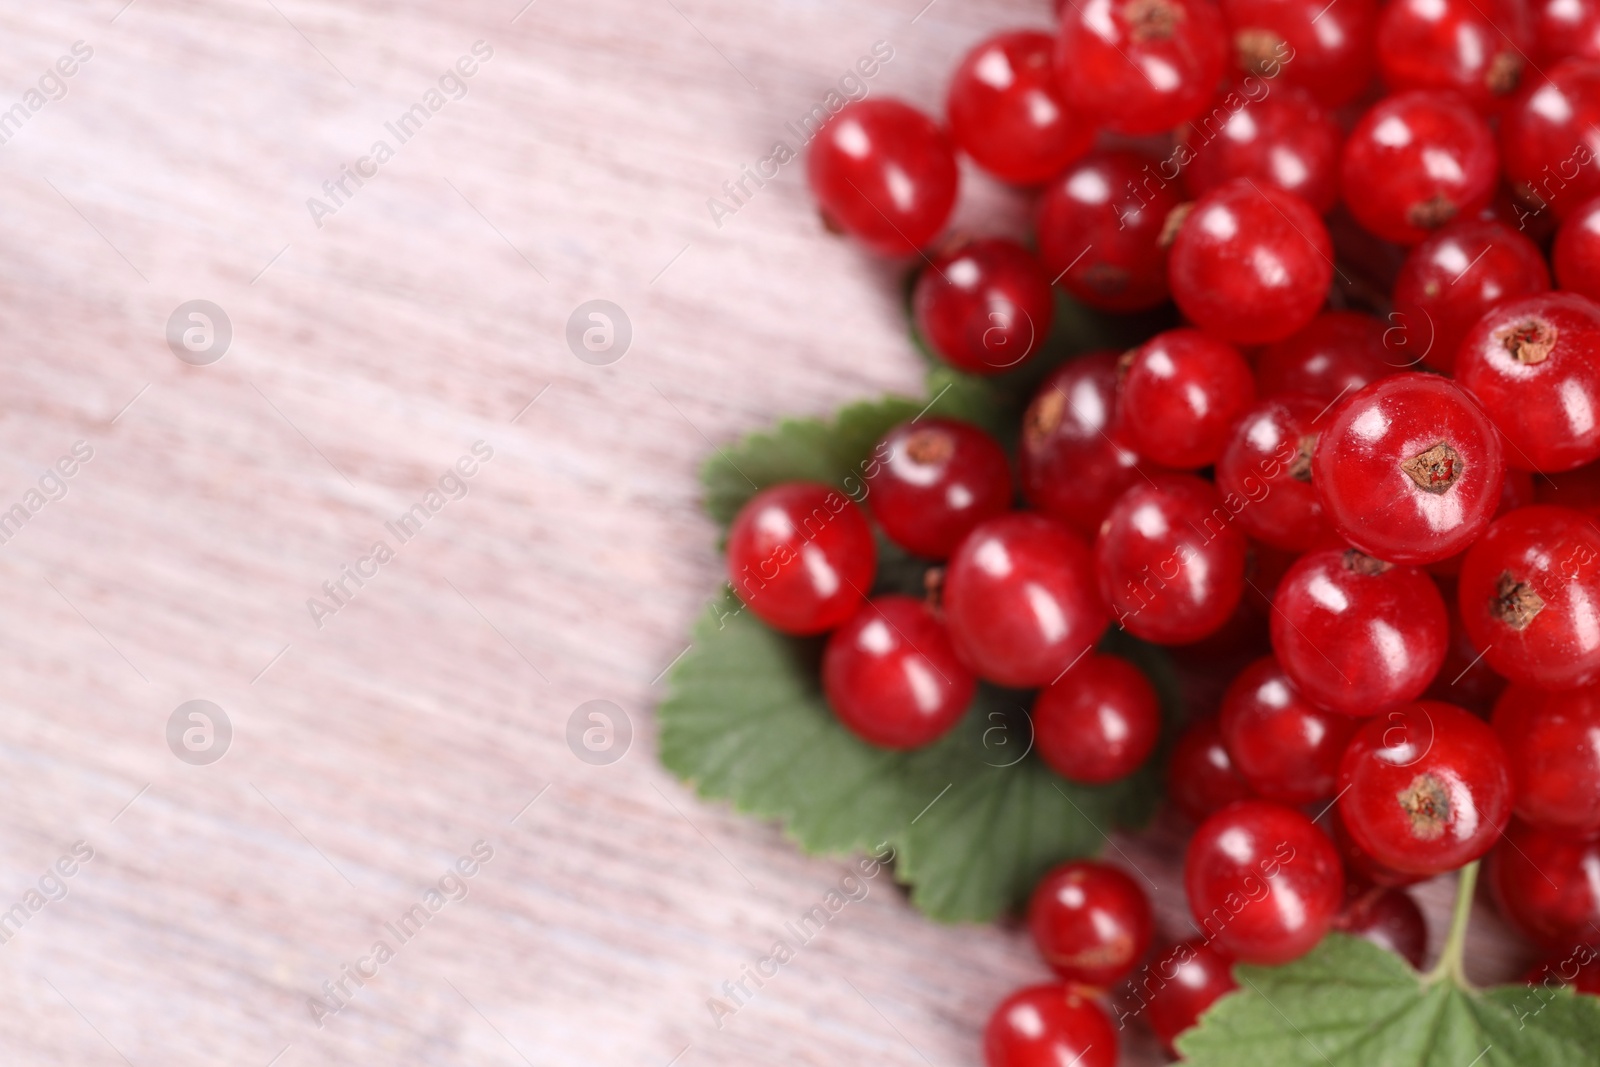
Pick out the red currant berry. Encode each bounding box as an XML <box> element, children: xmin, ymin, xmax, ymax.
<box><xmin>983</xmin><ymin>984</ymin><xmax>1117</xmax><ymax>1067</ymax></box>
<box><xmin>1554</xmin><ymin>197</ymin><xmax>1600</xmax><ymax>303</ymax></box>
<box><xmin>1377</xmin><ymin>0</ymin><xmax>1531</xmax><ymax>113</ymax></box>
<box><xmin>913</xmin><ymin>238</ymin><xmax>1055</xmax><ymax>375</ymax></box>
<box><xmin>1179</xmin><ymin>86</ymin><xmax>1343</xmax><ymax>213</ymax></box>
<box><xmin>1219</xmin><ymin>0</ymin><xmax>1377</xmax><ymax>107</ymax></box>
<box><xmin>1169</xmin><ymin>180</ymin><xmax>1332</xmax><ymax>344</ymax></box>
<box><xmin>1335</xmin><ymin>884</ymin><xmax>1428</xmax><ymax>969</ymax></box>
<box><xmin>1185</xmin><ymin>799</ymin><xmax>1344</xmax><ymax>964</ymax></box>
<box><xmin>1487</xmin><ymin>818</ymin><xmax>1600</xmax><ymax>949</ymax></box>
<box><xmin>1141</xmin><ymin>939</ymin><xmax>1239</xmax><ymax>1055</ymax></box>
<box><xmin>1456</xmin><ymin>292</ymin><xmax>1600</xmax><ymax>473</ymax></box>
<box><xmin>1036</xmin><ymin>150</ymin><xmax>1180</xmax><ymax>312</ymax></box>
<box><xmin>866</xmin><ymin>418</ymin><xmax>1012</xmax><ymax>560</ymax></box>
<box><xmin>945</xmin><ymin>513</ymin><xmax>1108</xmax><ymax>687</ymax></box>
<box><xmin>1328</xmin><ymin>805</ymin><xmax>1427</xmax><ymax>888</ymax></box>
<box><xmin>1219</xmin><ymin>656</ymin><xmax>1359</xmax><ymax>803</ymax></box>
<box><xmin>805</xmin><ymin>99</ymin><xmax>958</xmax><ymax>257</ymax></box>
<box><xmin>947</xmin><ymin>31</ymin><xmax>1094</xmax><ymax>185</ymax></box>
<box><xmin>1311</xmin><ymin>373</ymin><xmax>1506</xmax><ymax>565</ymax></box>
<box><xmin>822</xmin><ymin>596</ymin><xmax>975</xmax><ymax>749</ymax></box>
<box><xmin>1028</xmin><ymin>860</ymin><xmax>1154</xmax><ymax>988</ymax></box>
<box><xmin>1340</xmin><ymin>91</ymin><xmax>1499</xmax><ymax>246</ymax></box>
<box><xmin>1168</xmin><ymin>714</ymin><xmax>1255</xmax><ymax>821</ymax></box>
<box><xmin>1491</xmin><ymin>684</ymin><xmax>1600</xmax><ymax>835</ymax></box>
<box><xmin>1533</xmin><ymin>0</ymin><xmax>1600</xmax><ymax>66</ymax></box>
<box><xmin>727</xmin><ymin>483</ymin><xmax>876</xmax><ymax>635</ymax></box>
<box><xmin>1096</xmin><ymin>474</ymin><xmax>1250</xmax><ymax>645</ymax></box>
<box><xmin>1459</xmin><ymin>505</ymin><xmax>1600</xmax><ymax>689</ymax></box>
<box><xmin>1118</xmin><ymin>329</ymin><xmax>1257</xmax><ymax>470</ymax></box>
<box><xmin>1271</xmin><ymin>549</ymin><xmax>1449</xmax><ymax>716</ymax></box>
<box><xmin>1055</xmin><ymin>0</ymin><xmax>1227</xmax><ymax>135</ymax></box>
<box><xmin>1035</xmin><ymin>653</ymin><xmax>1162</xmax><ymax>783</ymax></box>
<box><xmin>1215</xmin><ymin>393</ymin><xmax>1338</xmax><ymax>552</ymax></box>
<box><xmin>1424</xmin><ymin>468</ymin><xmax>1538</xmax><ymax>580</ymax></box>
<box><xmin>1338</xmin><ymin>700</ymin><xmax>1513</xmax><ymax>876</ymax></box>
<box><xmin>1527</xmin><ymin>950</ymin><xmax>1600</xmax><ymax>994</ymax></box>
<box><xmin>1501</xmin><ymin>59</ymin><xmax>1600</xmax><ymax>223</ymax></box>
<box><xmin>1253</xmin><ymin>311</ymin><xmax>1396</xmax><ymax>401</ymax></box>
<box><xmin>1392</xmin><ymin>219</ymin><xmax>1552</xmax><ymax>374</ymax></box>
<box><xmin>1021</xmin><ymin>353</ymin><xmax>1153</xmax><ymax>539</ymax></box>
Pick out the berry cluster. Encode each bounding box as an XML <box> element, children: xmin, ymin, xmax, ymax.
<box><xmin>726</xmin><ymin>2</ymin><xmax>1600</xmax><ymax>1062</ymax></box>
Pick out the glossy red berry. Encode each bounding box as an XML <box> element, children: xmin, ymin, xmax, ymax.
<box><xmin>1253</xmin><ymin>311</ymin><xmax>1397</xmax><ymax>401</ymax></box>
<box><xmin>805</xmin><ymin>99</ymin><xmax>958</xmax><ymax>257</ymax></box>
<box><xmin>945</xmin><ymin>513</ymin><xmax>1108</xmax><ymax>687</ymax></box>
<box><xmin>865</xmin><ymin>418</ymin><xmax>1012</xmax><ymax>560</ymax></box>
<box><xmin>727</xmin><ymin>482</ymin><xmax>876</xmax><ymax>634</ymax></box>
<box><xmin>1340</xmin><ymin>91</ymin><xmax>1498</xmax><ymax>246</ymax></box>
<box><xmin>1311</xmin><ymin>373</ymin><xmax>1506</xmax><ymax>565</ymax></box>
<box><xmin>983</xmin><ymin>984</ymin><xmax>1117</xmax><ymax>1067</ymax></box>
<box><xmin>1020</xmin><ymin>353</ymin><xmax>1153</xmax><ymax>539</ymax></box>
<box><xmin>948</xmin><ymin>31</ymin><xmax>1094</xmax><ymax>185</ymax></box>
<box><xmin>1096</xmin><ymin>474</ymin><xmax>1250</xmax><ymax>646</ymax></box>
<box><xmin>1185</xmin><ymin>799</ymin><xmax>1344</xmax><ymax>964</ymax></box>
<box><xmin>1036</xmin><ymin>150</ymin><xmax>1180</xmax><ymax>312</ymax></box>
<box><xmin>1168</xmin><ymin>714</ymin><xmax>1255</xmax><ymax>821</ymax></box>
<box><xmin>1491</xmin><ymin>684</ymin><xmax>1600</xmax><ymax>835</ymax></box>
<box><xmin>1424</xmin><ymin>468</ymin><xmax>1539</xmax><ymax>581</ymax></box>
<box><xmin>1055</xmin><ymin>0</ymin><xmax>1227</xmax><ymax>135</ymax></box>
<box><xmin>1554</xmin><ymin>197</ymin><xmax>1600</xmax><ymax>303</ymax></box>
<box><xmin>1532</xmin><ymin>0</ymin><xmax>1600</xmax><ymax>67</ymax></box>
<box><xmin>1219</xmin><ymin>656</ymin><xmax>1359</xmax><ymax>803</ymax></box>
<box><xmin>1392</xmin><ymin>219</ymin><xmax>1552</xmax><ymax>374</ymax></box>
<box><xmin>1169</xmin><ymin>180</ymin><xmax>1332</xmax><ymax>344</ymax></box>
<box><xmin>822</xmin><ymin>596</ymin><xmax>975</xmax><ymax>749</ymax></box>
<box><xmin>1500</xmin><ymin>59</ymin><xmax>1600</xmax><ymax>223</ymax></box>
<box><xmin>1271</xmin><ymin>549</ymin><xmax>1448</xmax><ymax>716</ymax></box>
<box><xmin>1118</xmin><ymin>329</ymin><xmax>1257</xmax><ymax>470</ymax></box>
<box><xmin>1328</xmin><ymin>805</ymin><xmax>1427</xmax><ymax>888</ymax></box>
<box><xmin>1335</xmin><ymin>884</ymin><xmax>1427</xmax><ymax>969</ymax></box>
<box><xmin>1179</xmin><ymin>86</ymin><xmax>1343</xmax><ymax>213</ymax></box>
<box><xmin>1219</xmin><ymin>0</ymin><xmax>1377</xmax><ymax>107</ymax></box>
<box><xmin>1377</xmin><ymin>0</ymin><xmax>1531</xmax><ymax>113</ymax></box>
<box><xmin>1141</xmin><ymin>939</ymin><xmax>1239</xmax><ymax>1055</ymax></box>
<box><xmin>1456</xmin><ymin>292</ymin><xmax>1600</xmax><ymax>473</ymax></box>
<box><xmin>1028</xmin><ymin>861</ymin><xmax>1154</xmax><ymax>988</ymax></box>
<box><xmin>1035</xmin><ymin>654</ymin><xmax>1162</xmax><ymax>783</ymax></box>
<box><xmin>1459</xmin><ymin>505</ymin><xmax>1600</xmax><ymax>690</ymax></box>
<box><xmin>1215</xmin><ymin>393</ymin><xmax>1338</xmax><ymax>552</ymax></box>
<box><xmin>913</xmin><ymin>239</ymin><xmax>1054</xmax><ymax>375</ymax></box>
<box><xmin>1338</xmin><ymin>700</ymin><xmax>1513</xmax><ymax>876</ymax></box>
<box><xmin>1487</xmin><ymin>818</ymin><xmax>1600</xmax><ymax>949</ymax></box>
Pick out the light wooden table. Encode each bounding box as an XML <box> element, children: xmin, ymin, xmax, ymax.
<box><xmin>0</xmin><ymin>2</ymin><xmax>1528</xmax><ymax>1064</ymax></box>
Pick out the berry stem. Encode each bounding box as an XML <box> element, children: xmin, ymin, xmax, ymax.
<box><xmin>1424</xmin><ymin>860</ymin><xmax>1480</xmax><ymax>990</ymax></box>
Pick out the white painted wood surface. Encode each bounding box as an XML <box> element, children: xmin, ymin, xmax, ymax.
<box><xmin>0</xmin><ymin>2</ymin><xmax>1530</xmax><ymax>1064</ymax></box>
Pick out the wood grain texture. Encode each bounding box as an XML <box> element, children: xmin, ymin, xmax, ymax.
<box><xmin>0</xmin><ymin>1</ymin><xmax>1531</xmax><ymax>1065</ymax></box>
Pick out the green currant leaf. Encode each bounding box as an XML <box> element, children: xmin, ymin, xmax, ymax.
<box><xmin>1175</xmin><ymin>934</ymin><xmax>1600</xmax><ymax>1066</ymax></box>
<box><xmin>658</xmin><ymin>599</ymin><xmax>1164</xmax><ymax>922</ymax></box>
<box><xmin>673</xmin><ymin>378</ymin><xmax>1173</xmax><ymax>921</ymax></box>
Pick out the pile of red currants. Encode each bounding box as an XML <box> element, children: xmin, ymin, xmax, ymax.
<box><xmin>727</xmin><ymin>0</ymin><xmax>1600</xmax><ymax>1061</ymax></box>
